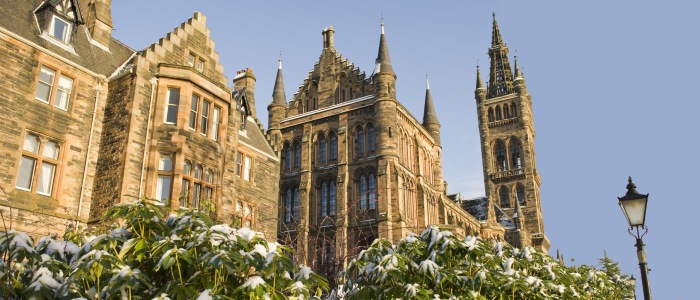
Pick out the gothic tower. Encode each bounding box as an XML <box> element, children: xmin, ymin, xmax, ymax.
<box><xmin>475</xmin><ymin>14</ymin><xmax>549</xmax><ymax>251</ymax></box>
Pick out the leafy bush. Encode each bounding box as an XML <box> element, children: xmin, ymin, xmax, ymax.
<box><xmin>336</xmin><ymin>226</ymin><xmax>634</xmax><ymax>300</ymax></box>
<box><xmin>0</xmin><ymin>199</ymin><xmax>327</xmax><ymax>299</ymax></box>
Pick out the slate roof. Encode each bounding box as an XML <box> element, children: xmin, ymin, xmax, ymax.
<box><xmin>0</xmin><ymin>0</ymin><xmax>134</xmax><ymax>77</ymax></box>
<box><xmin>238</xmin><ymin>118</ymin><xmax>276</xmax><ymax>158</ymax></box>
<box><xmin>458</xmin><ymin>196</ymin><xmax>489</xmax><ymax>221</ymax></box>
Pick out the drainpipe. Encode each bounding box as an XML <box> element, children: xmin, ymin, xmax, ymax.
<box><xmin>77</xmin><ymin>78</ymin><xmax>105</xmax><ymax>222</ymax></box>
<box><xmin>139</xmin><ymin>77</ymin><xmax>158</xmax><ymax>198</ymax></box>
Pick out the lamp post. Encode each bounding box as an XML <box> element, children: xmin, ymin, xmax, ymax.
<box><xmin>617</xmin><ymin>176</ymin><xmax>651</xmax><ymax>300</ymax></box>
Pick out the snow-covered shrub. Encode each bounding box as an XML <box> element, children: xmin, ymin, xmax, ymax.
<box><xmin>0</xmin><ymin>199</ymin><xmax>328</xmax><ymax>299</ymax></box>
<box><xmin>337</xmin><ymin>226</ymin><xmax>634</xmax><ymax>300</ymax></box>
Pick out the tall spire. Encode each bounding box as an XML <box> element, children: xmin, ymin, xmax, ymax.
<box><xmin>373</xmin><ymin>19</ymin><xmax>394</xmax><ymax>75</ymax></box>
<box><xmin>423</xmin><ymin>75</ymin><xmax>440</xmax><ymax>127</ymax></box>
<box><xmin>271</xmin><ymin>53</ymin><xmax>286</xmax><ymax>106</ymax></box>
<box><xmin>487</xmin><ymin>13</ymin><xmax>514</xmax><ymax>98</ymax></box>
<box><xmin>491</xmin><ymin>12</ymin><xmax>504</xmax><ymax>47</ymax></box>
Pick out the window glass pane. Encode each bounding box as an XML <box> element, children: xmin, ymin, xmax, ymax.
<box><xmin>368</xmin><ymin>126</ymin><xmax>375</xmax><ymax>151</ymax></box>
<box><xmin>189</xmin><ymin>95</ymin><xmax>199</xmax><ymax>130</ymax></box>
<box><xmin>193</xmin><ymin>183</ymin><xmax>201</xmax><ymax>208</ymax></box>
<box><xmin>35</xmin><ymin>67</ymin><xmax>55</xmax><ymax>102</ymax></box>
<box><xmin>205</xmin><ymin>169</ymin><xmax>214</xmax><ymax>183</ymax></box>
<box><xmin>329</xmin><ymin>183</ymin><xmax>336</xmax><ymax>216</ymax></box>
<box><xmin>330</xmin><ymin>134</ymin><xmax>337</xmax><ymax>160</ymax></box>
<box><xmin>23</xmin><ymin>134</ymin><xmax>40</xmax><ymax>153</ymax></box>
<box><xmin>369</xmin><ymin>174</ymin><xmax>376</xmax><ymax>210</ymax></box>
<box><xmin>360</xmin><ymin>175</ymin><xmax>367</xmax><ymax>210</ymax></box>
<box><xmin>294</xmin><ymin>143</ymin><xmax>300</xmax><ymax>168</ymax></box>
<box><xmin>181</xmin><ymin>179</ymin><xmax>190</xmax><ymax>207</ymax></box>
<box><xmin>244</xmin><ymin>204</ymin><xmax>250</xmax><ymax>217</ymax></box>
<box><xmin>184</xmin><ymin>160</ymin><xmax>191</xmax><ymax>176</ymax></box>
<box><xmin>200</xmin><ymin>101</ymin><xmax>210</xmax><ymax>135</ymax></box>
<box><xmin>197</xmin><ymin>60</ymin><xmax>204</xmax><ymax>72</ymax></box>
<box><xmin>42</xmin><ymin>141</ymin><xmax>59</xmax><ymax>160</ymax></box>
<box><xmin>16</xmin><ymin>156</ymin><xmax>36</xmax><ymax>190</ymax></box>
<box><xmin>357</xmin><ymin>128</ymin><xmax>364</xmax><ymax>155</ymax></box>
<box><xmin>236</xmin><ymin>201</ymin><xmax>242</xmax><ymax>213</ymax></box>
<box><xmin>285</xmin><ymin>189</ymin><xmax>291</xmax><ymax>223</ymax></box>
<box><xmin>284</xmin><ymin>145</ymin><xmax>291</xmax><ymax>169</ymax></box>
<box><xmin>212</xmin><ymin>107</ymin><xmax>220</xmax><ymax>140</ymax></box>
<box><xmin>244</xmin><ymin>220</ymin><xmax>251</xmax><ymax>228</ymax></box>
<box><xmin>54</xmin><ymin>75</ymin><xmax>72</xmax><ymax>110</ymax></box>
<box><xmin>321</xmin><ymin>182</ymin><xmax>327</xmax><ymax>217</ymax></box>
<box><xmin>187</xmin><ymin>54</ymin><xmax>195</xmax><ymax>67</ymax></box>
<box><xmin>156</xmin><ymin>175</ymin><xmax>172</xmax><ymax>203</ymax></box>
<box><xmin>166</xmin><ymin>88</ymin><xmax>180</xmax><ymax>124</ymax></box>
<box><xmin>52</xmin><ymin>17</ymin><xmax>70</xmax><ymax>42</ymax></box>
<box><xmin>293</xmin><ymin>188</ymin><xmax>299</xmax><ymax>221</ymax></box>
<box><xmin>159</xmin><ymin>156</ymin><xmax>173</xmax><ymax>171</ymax></box>
<box><xmin>37</xmin><ymin>162</ymin><xmax>56</xmax><ymax>195</ymax></box>
<box><xmin>319</xmin><ymin>136</ymin><xmax>326</xmax><ymax>162</ymax></box>
<box><xmin>236</xmin><ymin>152</ymin><xmax>242</xmax><ymax>176</ymax></box>
<box><xmin>244</xmin><ymin>156</ymin><xmax>252</xmax><ymax>181</ymax></box>
<box><xmin>204</xmin><ymin>187</ymin><xmax>213</xmax><ymax>201</ymax></box>
<box><xmin>194</xmin><ymin>165</ymin><xmax>202</xmax><ymax>179</ymax></box>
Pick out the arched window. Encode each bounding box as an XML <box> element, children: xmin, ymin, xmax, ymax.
<box><xmin>368</xmin><ymin>124</ymin><xmax>376</xmax><ymax>152</ymax></box>
<box><xmin>511</xmin><ymin>102</ymin><xmax>517</xmax><ymax>117</ymax></box>
<box><xmin>503</xmin><ymin>104</ymin><xmax>510</xmax><ymax>119</ymax></box>
<box><xmin>509</xmin><ymin>139</ymin><xmax>522</xmax><ymax>169</ymax></box>
<box><xmin>495</xmin><ymin>141</ymin><xmax>506</xmax><ymax>172</ymax></box>
<box><xmin>283</xmin><ymin>143</ymin><xmax>291</xmax><ymax>170</ymax></box>
<box><xmin>356</xmin><ymin>126</ymin><xmax>364</xmax><ymax>157</ymax></box>
<box><xmin>319</xmin><ymin>180</ymin><xmax>337</xmax><ymax>218</ymax></box>
<box><xmin>318</xmin><ymin>134</ymin><xmax>327</xmax><ymax>163</ymax></box>
<box><xmin>516</xmin><ymin>184</ymin><xmax>526</xmax><ymax>205</ymax></box>
<box><xmin>499</xmin><ymin>185</ymin><xmax>510</xmax><ymax>208</ymax></box>
<box><xmin>358</xmin><ymin>173</ymin><xmax>377</xmax><ymax>211</ymax></box>
<box><xmin>488</xmin><ymin>107</ymin><xmax>495</xmax><ymax>122</ymax></box>
<box><xmin>294</xmin><ymin>141</ymin><xmax>301</xmax><ymax>168</ymax></box>
<box><xmin>495</xmin><ymin>105</ymin><xmax>502</xmax><ymax>121</ymax></box>
<box><xmin>329</xmin><ymin>132</ymin><xmax>338</xmax><ymax>161</ymax></box>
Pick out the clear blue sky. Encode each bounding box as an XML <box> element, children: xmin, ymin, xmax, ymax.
<box><xmin>112</xmin><ymin>1</ymin><xmax>699</xmax><ymax>298</ymax></box>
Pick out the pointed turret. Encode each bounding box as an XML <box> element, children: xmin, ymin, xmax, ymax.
<box><xmin>372</xmin><ymin>19</ymin><xmax>397</xmax><ymax>99</ymax></box>
<box><xmin>267</xmin><ymin>55</ymin><xmax>287</xmax><ymax>149</ymax></box>
<box><xmin>513</xmin><ymin>198</ymin><xmax>525</xmax><ymax>230</ymax></box>
<box><xmin>373</xmin><ymin>20</ymin><xmax>395</xmax><ymax>76</ymax></box>
<box><xmin>475</xmin><ymin>65</ymin><xmax>486</xmax><ymax>93</ymax></box>
<box><xmin>513</xmin><ymin>56</ymin><xmax>528</xmax><ymax>93</ymax></box>
<box><xmin>423</xmin><ymin>76</ymin><xmax>441</xmax><ymax>144</ymax></box>
<box><xmin>487</xmin><ymin>13</ymin><xmax>515</xmax><ymax>98</ymax></box>
<box><xmin>271</xmin><ymin>54</ymin><xmax>286</xmax><ymax>106</ymax></box>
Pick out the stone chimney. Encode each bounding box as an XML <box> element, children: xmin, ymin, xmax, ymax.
<box><xmin>79</xmin><ymin>0</ymin><xmax>113</xmax><ymax>48</ymax></box>
<box><xmin>233</xmin><ymin>68</ymin><xmax>257</xmax><ymax>118</ymax></box>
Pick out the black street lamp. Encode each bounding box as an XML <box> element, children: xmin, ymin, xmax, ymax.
<box><xmin>617</xmin><ymin>176</ymin><xmax>651</xmax><ymax>300</ymax></box>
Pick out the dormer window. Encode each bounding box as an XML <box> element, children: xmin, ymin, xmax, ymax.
<box><xmin>50</xmin><ymin>15</ymin><xmax>71</xmax><ymax>44</ymax></box>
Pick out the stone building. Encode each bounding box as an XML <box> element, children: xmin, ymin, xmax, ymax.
<box><xmin>268</xmin><ymin>24</ymin><xmax>482</xmax><ymax>276</ymax></box>
<box><xmin>0</xmin><ymin>0</ymin><xmax>279</xmax><ymax>238</ymax></box>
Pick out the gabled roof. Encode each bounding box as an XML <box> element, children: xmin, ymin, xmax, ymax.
<box><xmin>0</xmin><ymin>0</ymin><xmax>133</xmax><ymax>76</ymax></box>
<box><xmin>234</xmin><ymin>88</ymin><xmax>277</xmax><ymax>158</ymax></box>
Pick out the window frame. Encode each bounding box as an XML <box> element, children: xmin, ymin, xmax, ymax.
<box><xmin>180</xmin><ymin>159</ymin><xmax>216</xmax><ymax>209</ymax></box>
<box><xmin>164</xmin><ymin>88</ymin><xmax>180</xmax><ymax>125</ymax></box>
<box><xmin>49</xmin><ymin>15</ymin><xmax>71</xmax><ymax>44</ymax></box>
<box><xmin>34</xmin><ymin>65</ymin><xmax>74</xmax><ymax>111</ymax></box>
<box><xmin>155</xmin><ymin>154</ymin><xmax>174</xmax><ymax>204</ymax></box>
<box><xmin>16</xmin><ymin>132</ymin><xmax>62</xmax><ymax>197</ymax></box>
<box><xmin>234</xmin><ymin>200</ymin><xmax>255</xmax><ymax>228</ymax></box>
